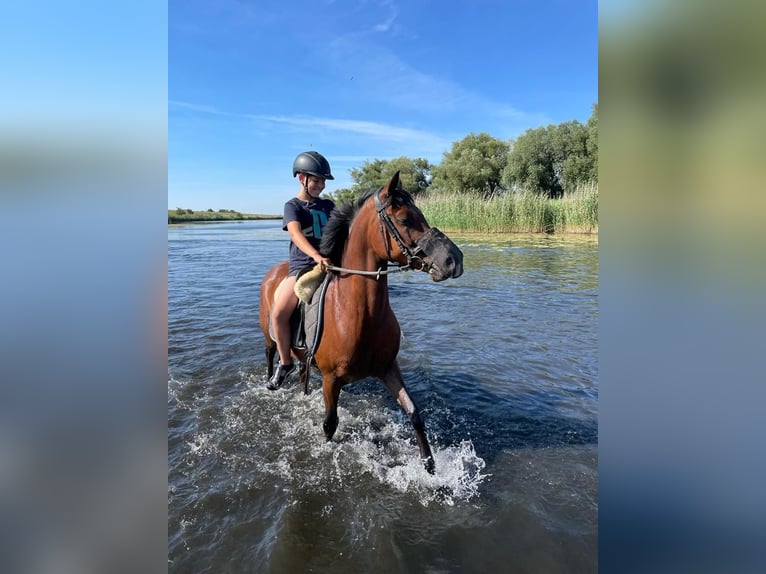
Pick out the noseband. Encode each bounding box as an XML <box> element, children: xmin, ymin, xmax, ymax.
<box><xmin>374</xmin><ymin>188</ymin><xmax>442</xmax><ymax>273</ymax></box>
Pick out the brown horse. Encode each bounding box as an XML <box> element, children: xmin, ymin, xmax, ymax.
<box><xmin>258</xmin><ymin>172</ymin><xmax>463</xmax><ymax>473</ymax></box>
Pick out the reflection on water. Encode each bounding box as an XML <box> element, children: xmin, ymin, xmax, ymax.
<box><xmin>168</xmin><ymin>222</ymin><xmax>598</xmax><ymax>573</ymax></box>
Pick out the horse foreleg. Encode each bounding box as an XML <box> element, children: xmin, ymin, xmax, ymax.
<box><xmin>321</xmin><ymin>375</ymin><xmax>341</xmax><ymax>441</ymax></box>
<box><xmin>380</xmin><ymin>361</ymin><xmax>435</xmax><ymax>474</ymax></box>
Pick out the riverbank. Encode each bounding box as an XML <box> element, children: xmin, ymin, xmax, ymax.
<box><xmin>168</xmin><ymin>210</ymin><xmax>280</xmax><ymax>223</ymax></box>
<box><xmin>169</xmin><ymin>186</ymin><xmax>598</xmax><ymax>233</ymax></box>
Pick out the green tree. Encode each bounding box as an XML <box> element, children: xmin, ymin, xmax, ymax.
<box><xmin>503</xmin><ymin>106</ymin><xmax>597</xmax><ymax>197</ymax></box>
<box><xmin>351</xmin><ymin>157</ymin><xmax>432</xmax><ymax>194</ymax></box>
<box><xmin>503</xmin><ymin>126</ymin><xmax>560</xmax><ymax>197</ymax></box>
<box><xmin>553</xmin><ymin>120</ymin><xmax>595</xmax><ymax>191</ymax></box>
<box><xmin>325</xmin><ymin>188</ymin><xmax>356</xmax><ymax>204</ymax></box>
<box><xmin>431</xmin><ymin>133</ymin><xmax>510</xmax><ymax>198</ymax></box>
<box><xmin>328</xmin><ymin>157</ymin><xmax>432</xmax><ymax>204</ymax></box>
<box><xmin>586</xmin><ymin>102</ymin><xmax>598</xmax><ymax>177</ymax></box>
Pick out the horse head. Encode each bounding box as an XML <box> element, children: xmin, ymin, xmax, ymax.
<box><xmin>375</xmin><ymin>172</ymin><xmax>464</xmax><ymax>282</ymax></box>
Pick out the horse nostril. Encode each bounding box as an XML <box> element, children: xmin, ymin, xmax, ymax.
<box><xmin>445</xmin><ymin>257</ymin><xmax>453</xmax><ymax>267</ymax></box>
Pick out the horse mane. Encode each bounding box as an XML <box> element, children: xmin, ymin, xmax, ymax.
<box><xmin>319</xmin><ymin>184</ymin><xmax>414</xmax><ymax>264</ymax></box>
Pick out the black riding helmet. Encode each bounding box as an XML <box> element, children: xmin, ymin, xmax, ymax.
<box><xmin>292</xmin><ymin>151</ymin><xmax>334</xmax><ymax>180</ymax></box>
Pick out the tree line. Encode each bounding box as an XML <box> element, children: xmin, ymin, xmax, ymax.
<box><xmin>173</xmin><ymin>207</ymin><xmax>243</xmax><ymax>216</ymax></box>
<box><xmin>328</xmin><ymin>103</ymin><xmax>597</xmax><ymax>203</ymax></box>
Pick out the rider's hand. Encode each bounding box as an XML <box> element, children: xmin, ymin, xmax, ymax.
<box><xmin>315</xmin><ymin>255</ymin><xmax>332</xmax><ymax>271</ymax></box>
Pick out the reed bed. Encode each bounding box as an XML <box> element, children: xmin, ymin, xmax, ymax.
<box><xmin>418</xmin><ymin>183</ymin><xmax>598</xmax><ymax>234</ymax></box>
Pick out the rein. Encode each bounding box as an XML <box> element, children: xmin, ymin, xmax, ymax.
<box><xmin>323</xmin><ymin>263</ymin><xmax>413</xmax><ymax>279</ymax></box>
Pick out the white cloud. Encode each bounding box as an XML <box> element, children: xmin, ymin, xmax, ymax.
<box><xmin>169</xmin><ymin>99</ymin><xmax>452</xmax><ymax>162</ymax></box>
<box><xmin>372</xmin><ymin>5</ymin><xmax>398</xmax><ymax>32</ymax></box>
<box><xmin>168</xmin><ymin>100</ymin><xmax>231</xmax><ymax>116</ymax></box>
<box><xmin>249</xmin><ymin>114</ymin><xmax>441</xmax><ymax>142</ymax></box>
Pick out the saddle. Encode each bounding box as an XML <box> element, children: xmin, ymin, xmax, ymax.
<box><xmin>268</xmin><ymin>265</ymin><xmax>331</xmax><ymax>356</ymax></box>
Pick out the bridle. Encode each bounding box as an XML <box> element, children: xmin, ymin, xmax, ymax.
<box><xmin>373</xmin><ymin>187</ymin><xmax>430</xmax><ymax>272</ymax></box>
<box><xmin>324</xmin><ymin>186</ymin><xmax>444</xmax><ymax>279</ymax></box>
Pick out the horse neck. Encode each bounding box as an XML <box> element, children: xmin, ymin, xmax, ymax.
<box><xmin>338</xmin><ymin>209</ymin><xmax>390</xmax><ymax>302</ymax></box>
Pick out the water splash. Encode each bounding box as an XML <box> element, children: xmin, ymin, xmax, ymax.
<box><xmin>368</xmin><ymin>439</ymin><xmax>490</xmax><ymax>506</ymax></box>
<box><xmin>179</xmin><ymin>376</ymin><xmax>493</xmax><ymax>507</ymax></box>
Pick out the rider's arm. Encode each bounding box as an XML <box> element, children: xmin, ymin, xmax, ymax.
<box><xmin>286</xmin><ymin>221</ymin><xmax>330</xmax><ymax>266</ymax></box>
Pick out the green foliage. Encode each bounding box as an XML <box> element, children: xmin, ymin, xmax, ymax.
<box><xmin>555</xmin><ymin>120</ymin><xmax>596</xmax><ymax>191</ymax></box>
<box><xmin>431</xmin><ymin>133</ymin><xmax>510</xmax><ymax>198</ymax></box>
<box><xmin>325</xmin><ymin>188</ymin><xmax>357</xmax><ymax>205</ymax></box>
<box><xmin>326</xmin><ymin>157</ymin><xmax>432</xmax><ymax>204</ymax></box>
<box><xmin>503</xmin><ymin>105</ymin><xmax>598</xmax><ymax>197</ymax></box>
<box><xmin>168</xmin><ymin>209</ymin><xmax>277</xmax><ymax>223</ymax></box>
<box><xmin>586</xmin><ymin>102</ymin><xmax>598</xmax><ymax>174</ymax></box>
<box><xmin>350</xmin><ymin>157</ymin><xmax>432</xmax><ymax>197</ymax></box>
<box><xmin>503</xmin><ymin>126</ymin><xmax>559</xmax><ymax>196</ymax></box>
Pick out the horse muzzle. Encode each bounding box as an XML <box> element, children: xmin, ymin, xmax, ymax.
<box><xmin>415</xmin><ymin>227</ymin><xmax>464</xmax><ymax>282</ymax></box>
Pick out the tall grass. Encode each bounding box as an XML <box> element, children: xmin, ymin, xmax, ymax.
<box><xmin>418</xmin><ymin>183</ymin><xmax>598</xmax><ymax>234</ymax></box>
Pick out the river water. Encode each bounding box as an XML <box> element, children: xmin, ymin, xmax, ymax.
<box><xmin>168</xmin><ymin>220</ymin><xmax>598</xmax><ymax>573</ymax></box>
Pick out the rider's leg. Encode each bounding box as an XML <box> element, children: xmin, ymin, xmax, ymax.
<box><xmin>268</xmin><ymin>274</ymin><xmax>299</xmax><ymax>388</ymax></box>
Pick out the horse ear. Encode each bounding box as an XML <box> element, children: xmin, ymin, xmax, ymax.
<box><xmin>391</xmin><ymin>171</ymin><xmax>401</xmax><ymax>191</ymax></box>
<box><xmin>382</xmin><ymin>171</ymin><xmax>401</xmax><ymax>198</ymax></box>
<box><xmin>378</xmin><ymin>171</ymin><xmax>401</xmax><ymax>205</ymax></box>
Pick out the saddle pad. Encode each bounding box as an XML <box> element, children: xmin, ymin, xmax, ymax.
<box><xmin>302</xmin><ymin>273</ymin><xmax>331</xmax><ymax>355</ymax></box>
<box><xmin>268</xmin><ymin>272</ymin><xmax>331</xmax><ymax>354</ymax></box>
<box><xmin>294</xmin><ymin>264</ymin><xmax>326</xmax><ymax>304</ymax></box>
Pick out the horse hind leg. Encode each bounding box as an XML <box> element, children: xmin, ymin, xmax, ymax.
<box><xmin>265</xmin><ymin>340</ymin><xmax>277</xmax><ymax>379</ymax></box>
<box><xmin>381</xmin><ymin>361</ymin><xmax>435</xmax><ymax>474</ymax></box>
<box><xmin>321</xmin><ymin>375</ymin><xmax>341</xmax><ymax>441</ymax></box>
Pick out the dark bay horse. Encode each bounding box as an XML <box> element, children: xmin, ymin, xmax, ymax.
<box><xmin>259</xmin><ymin>172</ymin><xmax>463</xmax><ymax>473</ymax></box>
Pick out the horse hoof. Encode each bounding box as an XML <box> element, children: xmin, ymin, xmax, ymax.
<box><xmin>323</xmin><ymin>416</ymin><xmax>338</xmax><ymax>441</ymax></box>
<box><xmin>435</xmin><ymin>485</ymin><xmax>454</xmax><ymax>500</ymax></box>
<box><xmin>423</xmin><ymin>456</ymin><xmax>435</xmax><ymax>475</ymax></box>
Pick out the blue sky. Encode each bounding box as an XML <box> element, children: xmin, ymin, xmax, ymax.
<box><xmin>169</xmin><ymin>0</ymin><xmax>597</xmax><ymax>215</ymax></box>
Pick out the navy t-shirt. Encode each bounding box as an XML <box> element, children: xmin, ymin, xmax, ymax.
<box><xmin>283</xmin><ymin>196</ymin><xmax>336</xmax><ymax>274</ymax></box>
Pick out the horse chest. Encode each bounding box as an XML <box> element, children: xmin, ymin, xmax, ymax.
<box><xmin>340</xmin><ymin>311</ymin><xmax>399</xmax><ymax>350</ymax></box>
<box><xmin>321</xmin><ymin>294</ymin><xmax>400</xmax><ymax>374</ymax></box>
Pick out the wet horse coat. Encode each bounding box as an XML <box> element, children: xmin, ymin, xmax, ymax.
<box><xmin>259</xmin><ymin>172</ymin><xmax>463</xmax><ymax>473</ymax></box>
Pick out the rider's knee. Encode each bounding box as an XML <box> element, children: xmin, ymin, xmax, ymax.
<box><xmin>273</xmin><ymin>296</ymin><xmax>297</xmax><ymax>323</ymax></box>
